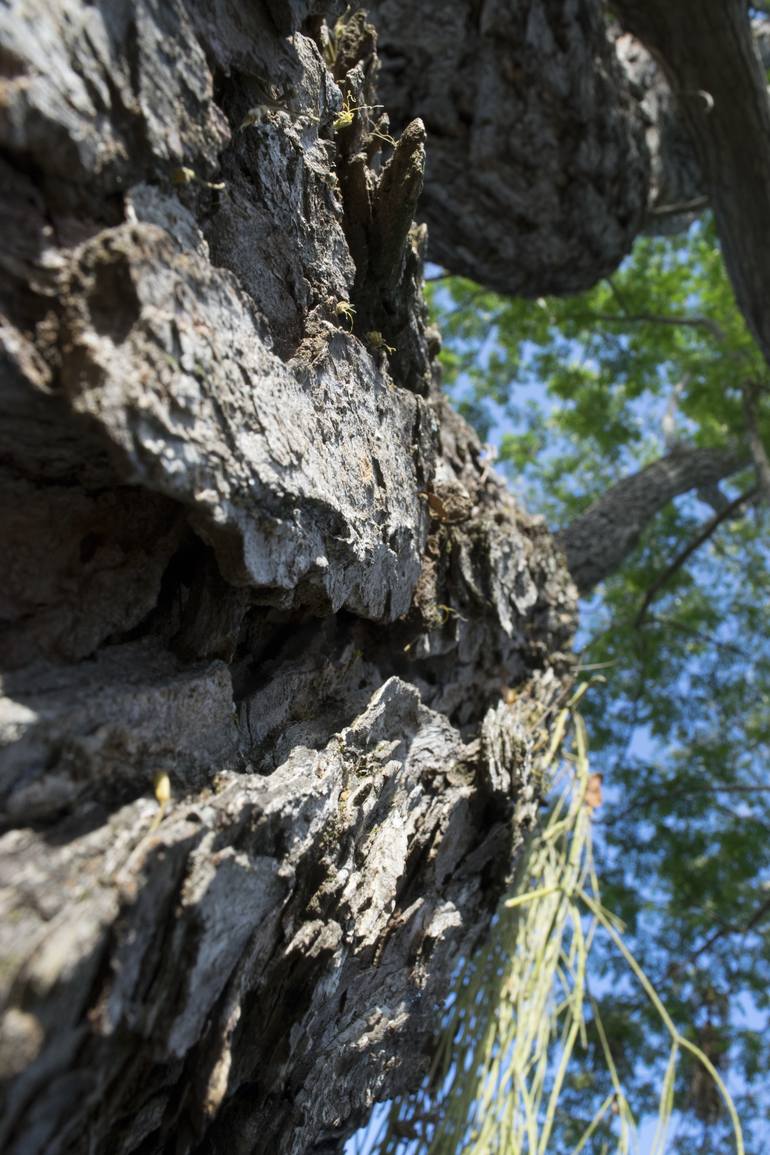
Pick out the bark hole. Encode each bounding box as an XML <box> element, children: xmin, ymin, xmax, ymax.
<box><xmin>86</xmin><ymin>252</ymin><xmax>141</xmax><ymax>343</ymax></box>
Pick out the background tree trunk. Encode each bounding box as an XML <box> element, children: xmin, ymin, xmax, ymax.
<box><xmin>0</xmin><ymin>3</ymin><xmax>575</xmax><ymax>1153</ymax></box>
<box><xmin>613</xmin><ymin>0</ymin><xmax>770</xmax><ymax>369</ymax></box>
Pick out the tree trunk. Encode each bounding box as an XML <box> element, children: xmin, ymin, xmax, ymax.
<box><xmin>613</xmin><ymin>0</ymin><xmax>770</xmax><ymax>370</ymax></box>
<box><xmin>369</xmin><ymin>1</ymin><xmax>770</xmax><ymax>290</ymax></box>
<box><xmin>0</xmin><ymin>4</ymin><xmax>575</xmax><ymax>1154</ymax></box>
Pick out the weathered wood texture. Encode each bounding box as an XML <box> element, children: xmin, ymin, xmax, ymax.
<box><xmin>0</xmin><ymin>3</ymin><xmax>575</xmax><ymax>1153</ymax></box>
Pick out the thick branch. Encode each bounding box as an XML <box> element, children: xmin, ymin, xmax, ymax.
<box><xmin>613</xmin><ymin>0</ymin><xmax>770</xmax><ymax>369</ymax></box>
<box><xmin>558</xmin><ymin>445</ymin><xmax>747</xmax><ymax>593</ymax></box>
<box><xmin>367</xmin><ymin>0</ymin><xmax>650</xmax><ymax>296</ymax></box>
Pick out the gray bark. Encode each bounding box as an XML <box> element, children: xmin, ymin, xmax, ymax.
<box><xmin>367</xmin><ymin>0</ymin><xmax>650</xmax><ymax>295</ymax></box>
<box><xmin>366</xmin><ymin>2</ymin><xmax>770</xmax><ymax>289</ymax></box>
<box><xmin>613</xmin><ymin>30</ymin><xmax>704</xmax><ymax>231</ymax></box>
<box><xmin>558</xmin><ymin>445</ymin><xmax>747</xmax><ymax>594</ymax></box>
<box><xmin>0</xmin><ymin>4</ymin><xmax>575</xmax><ymax>1154</ymax></box>
<box><xmin>616</xmin><ymin>12</ymin><xmax>770</xmax><ymax>234</ymax></box>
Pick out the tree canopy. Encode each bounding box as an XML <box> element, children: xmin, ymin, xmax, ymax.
<box><xmin>421</xmin><ymin>214</ymin><xmax>770</xmax><ymax>1151</ymax></box>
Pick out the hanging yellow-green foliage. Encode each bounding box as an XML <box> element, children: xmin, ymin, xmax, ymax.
<box><xmin>360</xmin><ymin>684</ymin><xmax>744</xmax><ymax>1155</ymax></box>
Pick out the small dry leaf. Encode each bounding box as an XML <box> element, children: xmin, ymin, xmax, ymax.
<box><xmin>425</xmin><ymin>492</ymin><xmax>448</xmax><ymax>520</ymax></box>
<box><xmin>584</xmin><ymin>772</ymin><xmax>603</xmax><ymax>810</ymax></box>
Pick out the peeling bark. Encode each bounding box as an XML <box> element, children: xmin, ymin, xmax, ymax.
<box><xmin>0</xmin><ymin>3</ymin><xmax>575</xmax><ymax>1153</ymax></box>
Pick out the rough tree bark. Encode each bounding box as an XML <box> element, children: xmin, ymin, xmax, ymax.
<box><xmin>3</xmin><ymin>1</ymin><xmax>757</xmax><ymax>1151</ymax></box>
<box><xmin>369</xmin><ymin>1</ymin><xmax>770</xmax><ymax>297</ymax></box>
<box><xmin>0</xmin><ymin>4</ymin><xmax>576</xmax><ymax>1154</ymax></box>
<box><xmin>367</xmin><ymin>0</ymin><xmax>651</xmax><ymax>295</ymax></box>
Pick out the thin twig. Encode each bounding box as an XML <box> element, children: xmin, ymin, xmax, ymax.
<box><xmin>741</xmin><ymin>380</ymin><xmax>770</xmax><ymax>504</ymax></box>
<box><xmin>602</xmin><ymin>780</ymin><xmax>770</xmax><ymax>831</ymax></box>
<box><xmin>647</xmin><ymin>196</ymin><xmax>710</xmax><ymax>218</ymax></box>
<box><xmin>643</xmin><ymin>613</ymin><xmax>751</xmax><ymax>659</ymax></box>
<box><xmin>606</xmin><ymin>276</ymin><xmax>631</xmax><ymax>314</ymax></box>
<box><xmin>680</xmin><ymin>894</ymin><xmax>770</xmax><ymax>969</ymax></box>
<box><xmin>570</xmin><ymin>309</ymin><xmax>727</xmax><ymax>343</ymax></box>
<box><xmin>634</xmin><ymin>486</ymin><xmax>757</xmax><ymax>626</ymax></box>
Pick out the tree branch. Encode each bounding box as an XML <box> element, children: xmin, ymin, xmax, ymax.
<box><xmin>570</xmin><ymin>309</ymin><xmax>726</xmax><ymax>343</ymax></box>
<box><xmin>741</xmin><ymin>381</ymin><xmax>770</xmax><ymax>504</ymax></box>
<box><xmin>646</xmin><ymin>196</ymin><xmax>710</xmax><ymax>219</ymax></box>
<box><xmin>558</xmin><ymin>445</ymin><xmax>748</xmax><ymax>594</ymax></box>
<box><xmin>604</xmin><ymin>781</ymin><xmax>770</xmax><ymax>832</ymax></box>
<box><xmin>682</xmin><ymin>894</ymin><xmax>770</xmax><ymax>971</ymax></box>
<box><xmin>642</xmin><ymin>614</ymin><xmax>751</xmax><ymax>659</ymax></box>
<box><xmin>634</xmin><ymin>486</ymin><xmax>757</xmax><ymax>626</ymax></box>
